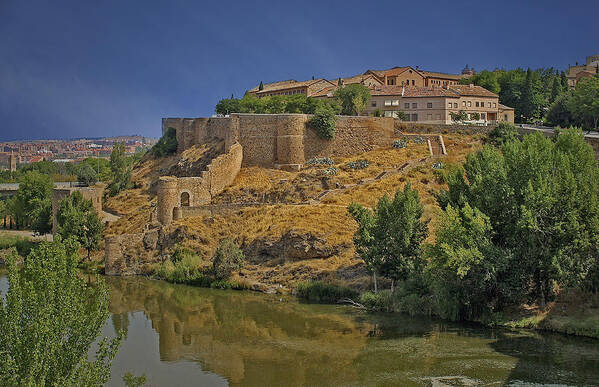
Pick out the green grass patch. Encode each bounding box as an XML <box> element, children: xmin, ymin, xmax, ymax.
<box><xmin>295</xmin><ymin>281</ymin><xmax>358</xmax><ymax>303</ymax></box>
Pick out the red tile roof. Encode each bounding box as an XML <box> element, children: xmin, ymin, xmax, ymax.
<box><xmin>370</xmin><ymin>86</ymin><xmax>460</xmax><ymax>98</ymax></box>
<box><xmin>449</xmin><ymin>84</ymin><xmax>498</xmax><ymax>97</ymax></box>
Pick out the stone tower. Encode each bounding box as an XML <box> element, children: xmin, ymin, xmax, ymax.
<box><xmin>156</xmin><ymin>177</ymin><xmax>179</xmax><ymax>225</ymax></box>
<box><xmin>8</xmin><ymin>151</ymin><xmax>17</xmax><ymax>172</ymax></box>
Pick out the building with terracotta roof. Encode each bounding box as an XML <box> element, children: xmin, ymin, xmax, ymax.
<box><xmin>247</xmin><ymin>65</ymin><xmax>470</xmax><ymax>99</ymax></box>
<box><xmin>247</xmin><ymin>78</ymin><xmax>336</xmax><ymax>98</ymax></box>
<box><xmin>360</xmin><ymin>84</ymin><xmax>512</xmax><ymax>124</ymax></box>
<box><xmin>567</xmin><ymin>54</ymin><xmax>599</xmax><ymax>88</ymax></box>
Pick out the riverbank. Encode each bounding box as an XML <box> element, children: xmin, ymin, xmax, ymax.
<box><xmin>492</xmin><ymin>290</ymin><xmax>599</xmax><ymax>339</ymax></box>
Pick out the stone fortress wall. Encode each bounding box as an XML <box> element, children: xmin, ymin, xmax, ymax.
<box><xmin>162</xmin><ymin>114</ymin><xmax>396</xmax><ymax>170</ymax></box>
<box><xmin>156</xmin><ymin>114</ymin><xmax>398</xmax><ymax>226</ymax></box>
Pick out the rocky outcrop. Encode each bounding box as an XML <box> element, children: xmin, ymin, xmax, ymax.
<box><xmin>105</xmin><ymin>222</ymin><xmax>164</xmax><ymax>276</ymax></box>
<box><xmin>243</xmin><ymin>230</ymin><xmax>349</xmax><ymax>263</ymax></box>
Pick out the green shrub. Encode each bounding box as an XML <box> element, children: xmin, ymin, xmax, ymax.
<box><xmin>295</xmin><ymin>281</ymin><xmax>358</xmax><ymax>303</ymax></box>
<box><xmin>210</xmin><ymin>279</ymin><xmax>232</xmax><ymax>290</ymax></box>
<box><xmin>412</xmin><ymin>136</ymin><xmax>425</xmax><ymax>144</ymax></box>
<box><xmin>346</xmin><ymin>159</ymin><xmax>369</xmax><ymax>170</ymax></box>
<box><xmin>153</xmin><ymin>248</ymin><xmax>207</xmax><ymax>284</ymax></box>
<box><xmin>306</xmin><ymin>157</ymin><xmax>335</xmax><ymax>165</ymax></box>
<box><xmin>308</xmin><ymin>106</ymin><xmax>337</xmax><ymax>140</ymax></box>
<box><xmin>212</xmin><ymin>238</ymin><xmax>244</xmax><ymax>280</ymax></box>
<box><xmin>487</xmin><ymin>121</ymin><xmax>519</xmax><ymax>147</ymax></box>
<box><xmin>152</xmin><ymin>127</ymin><xmax>178</xmax><ymax>157</ymax></box>
<box><xmin>359</xmin><ymin>290</ymin><xmax>395</xmax><ymax>312</ymax></box>
<box><xmin>393</xmin><ymin>139</ymin><xmax>407</xmax><ymax>149</ymax></box>
<box><xmin>0</xmin><ymin>235</ymin><xmax>38</xmax><ymax>257</ymax></box>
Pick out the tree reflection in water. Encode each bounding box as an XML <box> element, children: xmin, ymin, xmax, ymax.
<box><xmin>103</xmin><ymin>276</ymin><xmax>599</xmax><ymax>386</ymax></box>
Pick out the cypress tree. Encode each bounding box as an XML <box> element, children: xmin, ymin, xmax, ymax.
<box><xmin>258</xmin><ymin>81</ymin><xmax>264</xmax><ymax>91</ymax></box>
<box><xmin>550</xmin><ymin>76</ymin><xmax>561</xmax><ymax>103</ymax></box>
<box><xmin>337</xmin><ymin>77</ymin><xmax>343</xmax><ymax>86</ymax></box>
<box><xmin>561</xmin><ymin>71</ymin><xmax>569</xmax><ymax>91</ymax></box>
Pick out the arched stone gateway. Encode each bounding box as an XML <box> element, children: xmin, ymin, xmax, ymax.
<box><xmin>180</xmin><ymin>191</ymin><xmax>190</xmax><ymax>207</ymax></box>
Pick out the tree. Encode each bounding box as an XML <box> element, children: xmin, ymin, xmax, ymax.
<box><xmin>215</xmin><ymin>98</ymin><xmax>241</xmax><ymax>116</ymax></box>
<box><xmin>520</xmin><ymin>68</ymin><xmax>542</xmax><ymax>121</ymax></box>
<box><xmin>546</xmin><ymin>91</ymin><xmax>574</xmax><ymax>128</ymax></box>
<box><xmin>212</xmin><ymin>238</ymin><xmax>244</xmax><ymax>280</ymax></box>
<box><xmin>10</xmin><ymin>171</ymin><xmax>53</xmax><ymax>230</ymax></box>
<box><xmin>427</xmin><ymin>203</ymin><xmax>506</xmax><ymax>320</ymax></box>
<box><xmin>152</xmin><ymin>127</ymin><xmax>178</xmax><ymax>157</ymax></box>
<box><xmin>337</xmin><ymin>77</ymin><xmax>343</xmax><ymax>86</ymax></box>
<box><xmin>568</xmin><ymin>76</ymin><xmax>599</xmax><ymax>130</ymax></box>
<box><xmin>333</xmin><ymin>84</ymin><xmax>371</xmax><ymax>116</ymax></box>
<box><xmin>76</xmin><ymin>163</ymin><xmax>97</xmax><ymax>186</ymax></box>
<box><xmin>438</xmin><ymin>130</ymin><xmax>599</xmax><ymax>304</ymax></box>
<box><xmin>471</xmin><ymin>112</ymin><xmax>481</xmax><ymax>121</ymax></box>
<box><xmin>550</xmin><ymin>76</ymin><xmax>561</xmax><ymax>104</ymax></box>
<box><xmin>56</xmin><ymin>191</ymin><xmax>104</xmax><ymax>260</ymax></box>
<box><xmin>308</xmin><ymin>104</ymin><xmax>337</xmax><ymax>139</ymax></box>
<box><xmin>561</xmin><ymin>71</ymin><xmax>569</xmax><ymax>91</ymax></box>
<box><xmin>0</xmin><ymin>238</ymin><xmax>122</xmax><ymax>385</ymax></box>
<box><xmin>450</xmin><ymin>110</ymin><xmax>468</xmax><ymax>123</ymax></box>
<box><xmin>258</xmin><ymin>81</ymin><xmax>264</xmax><ymax>91</ymax></box>
<box><xmin>487</xmin><ymin>121</ymin><xmax>520</xmax><ymax>147</ymax></box>
<box><xmin>349</xmin><ymin>184</ymin><xmax>429</xmax><ymax>291</ymax></box>
<box><xmin>395</xmin><ymin>111</ymin><xmax>408</xmax><ymax>120</ymax></box>
<box><xmin>108</xmin><ymin>142</ymin><xmax>131</xmax><ymax>196</ymax></box>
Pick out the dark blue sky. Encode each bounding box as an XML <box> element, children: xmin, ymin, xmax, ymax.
<box><xmin>1</xmin><ymin>0</ymin><xmax>598</xmax><ymax>141</ymax></box>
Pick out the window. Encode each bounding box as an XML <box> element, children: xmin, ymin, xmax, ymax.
<box><xmin>411</xmin><ymin>80</ymin><xmax>415</xmax><ymax>85</ymax></box>
<box><xmin>475</xmin><ymin>102</ymin><xmax>480</xmax><ymax>107</ymax></box>
<box><xmin>411</xmin><ymin>113</ymin><xmax>418</xmax><ymax>121</ymax></box>
<box><xmin>487</xmin><ymin>102</ymin><xmax>491</xmax><ymax>108</ymax></box>
<box><xmin>412</xmin><ymin>102</ymin><xmax>417</xmax><ymax>108</ymax></box>
<box><xmin>462</xmin><ymin>101</ymin><xmax>466</xmax><ymax>107</ymax></box>
<box><xmin>448</xmin><ymin>102</ymin><xmax>452</xmax><ymax>108</ymax></box>
<box><xmin>427</xmin><ymin>102</ymin><xmax>433</xmax><ymax>108</ymax></box>
<box><xmin>371</xmin><ymin>101</ymin><xmax>377</xmax><ymax>107</ymax></box>
<box><xmin>454</xmin><ymin>103</ymin><xmax>458</xmax><ymax>108</ymax></box>
<box><xmin>467</xmin><ymin>101</ymin><xmax>472</xmax><ymax>107</ymax></box>
<box><xmin>404</xmin><ymin>114</ymin><xmax>410</xmax><ymax>122</ymax></box>
<box><xmin>384</xmin><ymin>111</ymin><xmax>394</xmax><ymax>117</ymax></box>
<box><xmin>392</xmin><ymin>100</ymin><xmax>399</xmax><ymax>106</ymax></box>
<box><xmin>504</xmin><ymin>114</ymin><xmax>508</xmax><ymax>120</ymax></box>
<box><xmin>481</xmin><ymin>113</ymin><xmax>486</xmax><ymax>120</ymax></box>
<box><xmin>404</xmin><ymin>103</ymin><xmax>410</xmax><ymax>109</ymax></box>
<box><xmin>494</xmin><ymin>102</ymin><xmax>497</xmax><ymax>108</ymax></box>
<box><xmin>387</xmin><ymin>78</ymin><xmax>396</xmax><ymax>85</ymax></box>
<box><xmin>384</xmin><ymin>100</ymin><xmax>392</xmax><ymax>106</ymax></box>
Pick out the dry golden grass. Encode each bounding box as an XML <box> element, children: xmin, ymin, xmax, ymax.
<box><xmin>104</xmin><ymin>188</ymin><xmax>154</xmax><ymax>236</ymax></box>
<box><xmin>174</xmin><ymin>204</ymin><xmax>355</xmax><ymax>253</ymax></box>
<box><xmin>172</xmin><ymin>204</ymin><xmax>363</xmax><ymax>288</ymax></box>
<box><xmin>108</xmin><ymin>133</ymin><xmax>485</xmax><ymax>286</ymax></box>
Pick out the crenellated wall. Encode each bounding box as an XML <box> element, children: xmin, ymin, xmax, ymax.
<box><xmin>163</xmin><ymin>114</ymin><xmax>396</xmax><ymax>171</ymax></box>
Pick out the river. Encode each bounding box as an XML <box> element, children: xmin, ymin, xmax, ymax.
<box><xmin>1</xmin><ymin>273</ymin><xmax>599</xmax><ymax>386</ymax></box>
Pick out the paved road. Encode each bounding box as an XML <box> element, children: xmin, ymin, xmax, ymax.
<box><xmin>519</xmin><ymin>124</ymin><xmax>599</xmax><ymax>139</ymax></box>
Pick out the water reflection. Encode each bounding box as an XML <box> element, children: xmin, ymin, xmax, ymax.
<box><xmin>105</xmin><ymin>276</ymin><xmax>599</xmax><ymax>386</ymax></box>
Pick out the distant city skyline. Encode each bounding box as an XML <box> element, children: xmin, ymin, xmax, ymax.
<box><xmin>1</xmin><ymin>0</ymin><xmax>598</xmax><ymax>141</ymax></box>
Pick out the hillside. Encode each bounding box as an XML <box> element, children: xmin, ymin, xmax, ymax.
<box><xmin>103</xmin><ymin>133</ymin><xmax>485</xmax><ymax>291</ymax></box>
